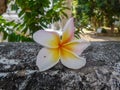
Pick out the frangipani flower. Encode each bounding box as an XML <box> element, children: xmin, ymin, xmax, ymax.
<box><xmin>33</xmin><ymin>18</ymin><xmax>90</xmax><ymax>71</ymax></box>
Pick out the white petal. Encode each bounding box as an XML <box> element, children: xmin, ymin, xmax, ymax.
<box><xmin>60</xmin><ymin>48</ymin><xmax>86</xmax><ymax>69</ymax></box>
<box><xmin>63</xmin><ymin>39</ymin><xmax>90</xmax><ymax>55</ymax></box>
<box><xmin>33</xmin><ymin>30</ymin><xmax>60</xmax><ymax>48</ymax></box>
<box><xmin>62</xmin><ymin>18</ymin><xmax>75</xmax><ymax>43</ymax></box>
<box><xmin>36</xmin><ymin>48</ymin><xmax>59</xmax><ymax>71</ymax></box>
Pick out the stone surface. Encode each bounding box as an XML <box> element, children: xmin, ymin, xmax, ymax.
<box><xmin>0</xmin><ymin>42</ymin><xmax>120</xmax><ymax>90</ymax></box>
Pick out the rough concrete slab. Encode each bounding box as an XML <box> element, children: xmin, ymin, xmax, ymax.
<box><xmin>0</xmin><ymin>42</ymin><xmax>120</xmax><ymax>90</ymax></box>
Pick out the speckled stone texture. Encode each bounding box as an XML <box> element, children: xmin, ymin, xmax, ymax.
<box><xmin>0</xmin><ymin>42</ymin><xmax>120</xmax><ymax>90</ymax></box>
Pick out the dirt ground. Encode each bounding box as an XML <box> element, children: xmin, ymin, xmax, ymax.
<box><xmin>80</xmin><ymin>30</ymin><xmax>120</xmax><ymax>41</ymax></box>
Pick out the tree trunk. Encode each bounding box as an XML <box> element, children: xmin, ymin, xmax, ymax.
<box><xmin>91</xmin><ymin>17</ymin><xmax>97</xmax><ymax>31</ymax></box>
<box><xmin>0</xmin><ymin>0</ymin><xmax>7</xmax><ymax>15</ymax></box>
<box><xmin>110</xmin><ymin>24</ymin><xmax>114</xmax><ymax>33</ymax></box>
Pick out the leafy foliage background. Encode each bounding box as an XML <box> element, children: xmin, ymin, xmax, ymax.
<box><xmin>73</xmin><ymin>0</ymin><xmax>120</xmax><ymax>32</ymax></box>
<box><xmin>0</xmin><ymin>0</ymin><xmax>68</xmax><ymax>42</ymax></box>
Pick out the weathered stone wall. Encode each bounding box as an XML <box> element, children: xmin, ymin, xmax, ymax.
<box><xmin>0</xmin><ymin>42</ymin><xmax>120</xmax><ymax>90</ymax></box>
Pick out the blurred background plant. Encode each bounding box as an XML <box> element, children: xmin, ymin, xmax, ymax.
<box><xmin>1</xmin><ymin>0</ymin><xmax>120</xmax><ymax>42</ymax></box>
<box><xmin>73</xmin><ymin>0</ymin><xmax>120</xmax><ymax>34</ymax></box>
<box><xmin>0</xmin><ymin>0</ymin><xmax>69</xmax><ymax>42</ymax></box>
